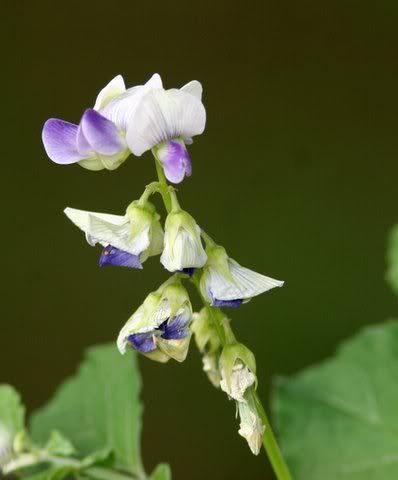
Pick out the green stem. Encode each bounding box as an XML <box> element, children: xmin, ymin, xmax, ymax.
<box><xmin>152</xmin><ymin>154</ymin><xmax>292</xmax><ymax>480</ymax></box>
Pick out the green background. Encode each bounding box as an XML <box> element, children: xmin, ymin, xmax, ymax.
<box><xmin>3</xmin><ymin>1</ymin><xmax>398</xmax><ymax>478</ymax></box>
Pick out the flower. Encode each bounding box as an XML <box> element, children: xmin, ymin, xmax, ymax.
<box><xmin>200</xmin><ymin>244</ymin><xmax>284</xmax><ymax>307</ymax></box>
<box><xmin>237</xmin><ymin>392</ymin><xmax>265</xmax><ymax>455</ymax></box>
<box><xmin>219</xmin><ymin>342</ymin><xmax>257</xmax><ymax>402</ymax></box>
<box><xmin>124</xmin><ymin>80</ymin><xmax>206</xmax><ymax>184</ymax></box>
<box><xmin>160</xmin><ymin>208</ymin><xmax>207</xmax><ymax>273</ymax></box>
<box><xmin>42</xmin><ymin>74</ymin><xmax>206</xmax><ymax>182</ymax></box>
<box><xmin>64</xmin><ymin>199</ymin><xmax>163</xmax><ymax>269</ymax></box>
<box><xmin>117</xmin><ymin>278</ymin><xmax>192</xmax><ymax>362</ymax></box>
<box><xmin>220</xmin><ymin>363</ymin><xmax>256</xmax><ymax>403</ymax></box>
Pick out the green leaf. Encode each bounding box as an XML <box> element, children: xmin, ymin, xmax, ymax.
<box><xmin>0</xmin><ymin>384</ymin><xmax>25</xmax><ymax>437</ymax></box>
<box><xmin>386</xmin><ymin>225</ymin><xmax>398</xmax><ymax>294</ymax></box>
<box><xmin>274</xmin><ymin>321</ymin><xmax>398</xmax><ymax>480</ymax></box>
<box><xmin>30</xmin><ymin>344</ymin><xmax>144</xmax><ymax>477</ymax></box>
<box><xmin>150</xmin><ymin>463</ymin><xmax>172</xmax><ymax>480</ymax></box>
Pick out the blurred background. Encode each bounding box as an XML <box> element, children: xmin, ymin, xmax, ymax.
<box><xmin>3</xmin><ymin>1</ymin><xmax>398</xmax><ymax>478</ymax></box>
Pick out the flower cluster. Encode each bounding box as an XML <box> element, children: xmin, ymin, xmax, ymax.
<box><xmin>42</xmin><ymin>74</ymin><xmax>284</xmax><ymax>456</ymax></box>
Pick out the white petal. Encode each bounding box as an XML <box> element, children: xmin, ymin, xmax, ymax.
<box><xmin>126</xmin><ymin>88</ymin><xmax>206</xmax><ymax>156</ymax></box>
<box><xmin>64</xmin><ymin>207</ymin><xmax>151</xmax><ymax>256</ymax></box>
<box><xmin>160</xmin><ymin>226</ymin><xmax>207</xmax><ymax>272</ymax></box>
<box><xmin>180</xmin><ymin>80</ymin><xmax>203</xmax><ymax>100</ymax></box>
<box><xmin>94</xmin><ymin>75</ymin><xmax>126</xmax><ymax>110</ymax></box>
<box><xmin>220</xmin><ymin>365</ymin><xmax>256</xmax><ymax>402</ymax></box>
<box><xmin>100</xmin><ymin>73</ymin><xmax>163</xmax><ymax>131</ymax></box>
<box><xmin>208</xmin><ymin>259</ymin><xmax>284</xmax><ymax>301</ymax></box>
<box><xmin>64</xmin><ymin>207</ymin><xmax>127</xmax><ymax>233</ymax></box>
<box><xmin>88</xmin><ymin>215</ymin><xmax>150</xmax><ymax>256</ymax></box>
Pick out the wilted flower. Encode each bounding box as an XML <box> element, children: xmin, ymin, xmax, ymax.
<box><xmin>64</xmin><ymin>199</ymin><xmax>163</xmax><ymax>269</ymax></box>
<box><xmin>160</xmin><ymin>206</ymin><xmax>207</xmax><ymax>273</ymax></box>
<box><xmin>219</xmin><ymin>342</ymin><xmax>257</xmax><ymax>402</ymax></box>
<box><xmin>200</xmin><ymin>244</ymin><xmax>284</xmax><ymax>307</ymax></box>
<box><xmin>220</xmin><ymin>363</ymin><xmax>256</xmax><ymax>403</ymax></box>
<box><xmin>42</xmin><ymin>73</ymin><xmax>206</xmax><ymax>182</ymax></box>
<box><xmin>237</xmin><ymin>392</ymin><xmax>265</xmax><ymax>455</ymax></box>
<box><xmin>117</xmin><ymin>278</ymin><xmax>192</xmax><ymax>362</ymax></box>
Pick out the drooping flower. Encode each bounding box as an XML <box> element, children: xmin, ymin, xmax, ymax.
<box><xmin>117</xmin><ymin>278</ymin><xmax>192</xmax><ymax>362</ymax></box>
<box><xmin>160</xmin><ymin>205</ymin><xmax>207</xmax><ymax>273</ymax></box>
<box><xmin>42</xmin><ymin>73</ymin><xmax>206</xmax><ymax>183</ymax></box>
<box><xmin>219</xmin><ymin>342</ymin><xmax>257</xmax><ymax>402</ymax></box>
<box><xmin>200</xmin><ymin>244</ymin><xmax>284</xmax><ymax>307</ymax></box>
<box><xmin>64</xmin><ymin>199</ymin><xmax>163</xmax><ymax>269</ymax></box>
<box><xmin>237</xmin><ymin>392</ymin><xmax>265</xmax><ymax>455</ymax></box>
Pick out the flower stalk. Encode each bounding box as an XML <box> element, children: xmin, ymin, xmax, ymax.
<box><xmin>152</xmin><ymin>153</ymin><xmax>292</xmax><ymax>480</ymax></box>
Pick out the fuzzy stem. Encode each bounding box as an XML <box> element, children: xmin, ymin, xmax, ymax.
<box><xmin>153</xmin><ymin>155</ymin><xmax>292</xmax><ymax>480</ymax></box>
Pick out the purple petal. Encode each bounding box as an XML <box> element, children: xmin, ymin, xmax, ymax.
<box><xmin>76</xmin><ymin>122</ymin><xmax>94</xmax><ymax>156</ymax></box>
<box><xmin>42</xmin><ymin>119</ymin><xmax>87</xmax><ymax>164</ymax></box>
<box><xmin>212</xmin><ymin>298</ymin><xmax>244</xmax><ymax>308</ymax></box>
<box><xmin>158</xmin><ymin>140</ymin><xmax>192</xmax><ymax>184</ymax></box>
<box><xmin>80</xmin><ymin>109</ymin><xmax>124</xmax><ymax>156</ymax></box>
<box><xmin>160</xmin><ymin>314</ymin><xmax>190</xmax><ymax>340</ymax></box>
<box><xmin>99</xmin><ymin>245</ymin><xmax>142</xmax><ymax>269</ymax></box>
<box><xmin>128</xmin><ymin>333</ymin><xmax>156</xmax><ymax>353</ymax></box>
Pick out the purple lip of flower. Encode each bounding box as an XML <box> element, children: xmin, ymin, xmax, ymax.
<box><xmin>128</xmin><ymin>333</ymin><xmax>156</xmax><ymax>353</ymax></box>
<box><xmin>42</xmin><ymin>109</ymin><xmax>124</xmax><ymax>165</ymax></box>
<box><xmin>159</xmin><ymin>314</ymin><xmax>191</xmax><ymax>340</ymax></box>
<box><xmin>160</xmin><ymin>140</ymin><xmax>192</xmax><ymax>184</ymax></box>
<box><xmin>211</xmin><ymin>297</ymin><xmax>244</xmax><ymax>308</ymax></box>
<box><xmin>127</xmin><ymin>314</ymin><xmax>190</xmax><ymax>354</ymax></box>
<box><xmin>178</xmin><ymin>268</ymin><xmax>196</xmax><ymax>276</ymax></box>
<box><xmin>99</xmin><ymin>245</ymin><xmax>142</xmax><ymax>269</ymax></box>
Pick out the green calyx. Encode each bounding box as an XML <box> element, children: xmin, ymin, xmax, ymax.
<box><xmin>203</xmin><ymin>244</ymin><xmax>235</xmax><ymax>283</ymax></box>
<box><xmin>158</xmin><ymin>279</ymin><xmax>192</xmax><ymax>318</ymax></box>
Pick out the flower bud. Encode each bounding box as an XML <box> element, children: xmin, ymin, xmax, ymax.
<box><xmin>200</xmin><ymin>244</ymin><xmax>284</xmax><ymax>307</ymax></box>
<box><xmin>237</xmin><ymin>391</ymin><xmax>265</xmax><ymax>455</ymax></box>
<box><xmin>219</xmin><ymin>343</ymin><xmax>257</xmax><ymax>402</ymax></box>
<box><xmin>160</xmin><ymin>209</ymin><xmax>207</xmax><ymax>272</ymax></box>
<box><xmin>117</xmin><ymin>278</ymin><xmax>192</xmax><ymax>362</ymax></box>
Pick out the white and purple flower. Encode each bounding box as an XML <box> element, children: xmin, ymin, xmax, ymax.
<box><xmin>117</xmin><ymin>279</ymin><xmax>192</xmax><ymax>363</ymax></box>
<box><xmin>200</xmin><ymin>245</ymin><xmax>284</xmax><ymax>307</ymax></box>
<box><xmin>42</xmin><ymin>74</ymin><xmax>206</xmax><ymax>182</ymax></box>
<box><xmin>64</xmin><ymin>200</ymin><xmax>163</xmax><ymax>269</ymax></box>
